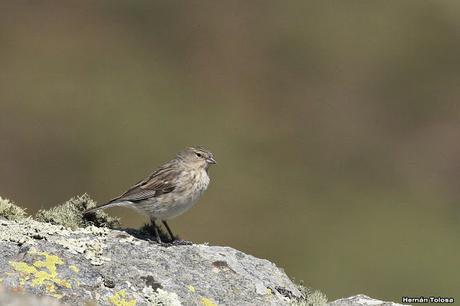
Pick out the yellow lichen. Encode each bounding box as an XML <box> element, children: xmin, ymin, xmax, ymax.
<box><xmin>69</xmin><ymin>265</ymin><xmax>80</xmax><ymax>273</ymax></box>
<box><xmin>187</xmin><ymin>285</ymin><xmax>196</xmax><ymax>293</ymax></box>
<box><xmin>108</xmin><ymin>289</ymin><xmax>137</xmax><ymax>306</ymax></box>
<box><xmin>201</xmin><ymin>297</ymin><xmax>217</xmax><ymax>306</ymax></box>
<box><xmin>9</xmin><ymin>262</ymin><xmax>36</xmax><ymax>286</ymax></box>
<box><xmin>9</xmin><ymin>248</ymin><xmax>74</xmax><ymax>297</ymax></box>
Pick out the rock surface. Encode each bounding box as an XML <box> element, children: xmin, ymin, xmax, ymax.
<box><xmin>0</xmin><ymin>217</ymin><xmax>405</xmax><ymax>306</ymax></box>
<box><xmin>0</xmin><ymin>218</ymin><xmax>304</xmax><ymax>305</ymax></box>
<box><xmin>0</xmin><ymin>286</ymin><xmax>65</xmax><ymax>306</ymax></box>
<box><xmin>328</xmin><ymin>294</ymin><xmax>406</xmax><ymax>306</ymax></box>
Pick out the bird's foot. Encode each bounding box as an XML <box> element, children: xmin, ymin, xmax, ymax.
<box><xmin>170</xmin><ymin>239</ymin><xmax>193</xmax><ymax>246</ymax></box>
<box><xmin>153</xmin><ymin>239</ymin><xmax>193</xmax><ymax>247</ymax></box>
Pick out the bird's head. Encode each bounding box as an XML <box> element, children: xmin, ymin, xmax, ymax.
<box><xmin>177</xmin><ymin>146</ymin><xmax>217</xmax><ymax>170</ymax></box>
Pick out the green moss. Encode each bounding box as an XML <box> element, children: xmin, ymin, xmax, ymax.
<box><xmin>35</xmin><ymin>194</ymin><xmax>120</xmax><ymax>229</ymax></box>
<box><xmin>290</xmin><ymin>282</ymin><xmax>327</xmax><ymax>306</ymax></box>
<box><xmin>0</xmin><ymin>196</ymin><xmax>27</xmax><ymax>220</ymax></box>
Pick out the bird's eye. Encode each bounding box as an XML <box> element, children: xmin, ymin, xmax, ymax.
<box><xmin>196</xmin><ymin>152</ymin><xmax>203</xmax><ymax>158</ymax></box>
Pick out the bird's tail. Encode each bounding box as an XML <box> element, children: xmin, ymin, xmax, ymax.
<box><xmin>84</xmin><ymin>202</ymin><xmax>120</xmax><ymax>214</ymax></box>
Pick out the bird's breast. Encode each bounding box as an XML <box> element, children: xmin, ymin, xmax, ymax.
<box><xmin>137</xmin><ymin>169</ymin><xmax>210</xmax><ymax>220</ymax></box>
<box><xmin>177</xmin><ymin>169</ymin><xmax>210</xmax><ymax>206</ymax></box>
<box><xmin>193</xmin><ymin>169</ymin><xmax>210</xmax><ymax>192</ymax></box>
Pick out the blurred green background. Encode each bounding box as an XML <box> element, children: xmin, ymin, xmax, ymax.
<box><xmin>1</xmin><ymin>1</ymin><xmax>459</xmax><ymax>302</ymax></box>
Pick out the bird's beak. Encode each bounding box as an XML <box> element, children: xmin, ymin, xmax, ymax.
<box><xmin>207</xmin><ymin>157</ymin><xmax>217</xmax><ymax>164</ymax></box>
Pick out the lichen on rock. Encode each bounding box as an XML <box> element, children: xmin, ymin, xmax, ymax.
<box><xmin>35</xmin><ymin>194</ymin><xmax>120</xmax><ymax>229</ymax></box>
<box><xmin>0</xmin><ymin>194</ymin><xmax>397</xmax><ymax>305</ymax></box>
<box><xmin>0</xmin><ymin>217</ymin><xmax>306</xmax><ymax>305</ymax></box>
<box><xmin>143</xmin><ymin>287</ymin><xmax>183</xmax><ymax>306</ymax></box>
<box><xmin>291</xmin><ymin>283</ymin><xmax>328</xmax><ymax>306</ymax></box>
<box><xmin>0</xmin><ymin>196</ymin><xmax>27</xmax><ymax>221</ymax></box>
<box><xmin>9</xmin><ymin>247</ymin><xmax>74</xmax><ymax>299</ymax></box>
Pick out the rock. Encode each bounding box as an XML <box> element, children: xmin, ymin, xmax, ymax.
<box><xmin>0</xmin><ymin>218</ymin><xmax>305</xmax><ymax>305</ymax></box>
<box><xmin>0</xmin><ymin>286</ymin><xmax>65</xmax><ymax>306</ymax></box>
<box><xmin>0</xmin><ymin>197</ymin><xmax>403</xmax><ymax>306</ymax></box>
<box><xmin>328</xmin><ymin>294</ymin><xmax>405</xmax><ymax>306</ymax></box>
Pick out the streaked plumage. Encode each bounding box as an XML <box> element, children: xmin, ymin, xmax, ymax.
<box><xmin>85</xmin><ymin>146</ymin><xmax>216</xmax><ymax>242</ymax></box>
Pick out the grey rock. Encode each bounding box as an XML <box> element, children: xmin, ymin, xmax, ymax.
<box><xmin>0</xmin><ymin>218</ymin><xmax>302</xmax><ymax>305</ymax></box>
<box><xmin>328</xmin><ymin>294</ymin><xmax>406</xmax><ymax>306</ymax></box>
<box><xmin>0</xmin><ymin>286</ymin><xmax>66</xmax><ymax>306</ymax></box>
<box><xmin>0</xmin><ymin>218</ymin><xmax>404</xmax><ymax>306</ymax></box>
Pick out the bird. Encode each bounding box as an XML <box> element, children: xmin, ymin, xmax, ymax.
<box><xmin>85</xmin><ymin>146</ymin><xmax>216</xmax><ymax>243</ymax></box>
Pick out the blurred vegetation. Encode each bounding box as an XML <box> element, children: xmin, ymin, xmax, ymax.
<box><xmin>1</xmin><ymin>1</ymin><xmax>459</xmax><ymax>301</ymax></box>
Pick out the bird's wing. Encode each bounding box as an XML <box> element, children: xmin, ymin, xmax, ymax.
<box><xmin>108</xmin><ymin>163</ymin><xmax>179</xmax><ymax>203</ymax></box>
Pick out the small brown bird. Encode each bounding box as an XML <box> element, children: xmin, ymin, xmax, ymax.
<box><xmin>85</xmin><ymin>146</ymin><xmax>216</xmax><ymax>243</ymax></box>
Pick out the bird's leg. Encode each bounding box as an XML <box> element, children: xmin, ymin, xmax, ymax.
<box><xmin>161</xmin><ymin>221</ymin><xmax>192</xmax><ymax>245</ymax></box>
<box><xmin>162</xmin><ymin>220</ymin><xmax>175</xmax><ymax>242</ymax></box>
<box><xmin>150</xmin><ymin>218</ymin><xmax>162</xmax><ymax>244</ymax></box>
